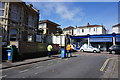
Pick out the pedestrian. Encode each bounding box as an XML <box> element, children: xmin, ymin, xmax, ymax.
<box><xmin>47</xmin><ymin>44</ymin><xmax>53</xmax><ymax>57</ymax></box>
<box><xmin>66</xmin><ymin>43</ymin><xmax>72</xmax><ymax>58</ymax></box>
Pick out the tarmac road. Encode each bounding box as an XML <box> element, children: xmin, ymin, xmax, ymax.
<box><xmin>1</xmin><ymin>52</ymin><xmax>119</xmax><ymax>78</ymax></box>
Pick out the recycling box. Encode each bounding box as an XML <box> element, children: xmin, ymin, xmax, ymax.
<box><xmin>61</xmin><ymin>48</ymin><xmax>66</xmax><ymax>58</ymax></box>
<box><xmin>7</xmin><ymin>49</ymin><xmax>12</xmax><ymax>61</ymax></box>
<box><xmin>6</xmin><ymin>45</ymin><xmax>17</xmax><ymax>62</ymax></box>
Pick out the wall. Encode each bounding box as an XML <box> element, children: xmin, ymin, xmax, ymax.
<box><xmin>19</xmin><ymin>42</ymin><xmax>47</xmax><ymax>54</ymax></box>
<box><xmin>52</xmin><ymin>35</ymin><xmax>65</xmax><ymax>46</ymax></box>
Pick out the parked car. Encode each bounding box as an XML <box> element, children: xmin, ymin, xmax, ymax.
<box><xmin>80</xmin><ymin>44</ymin><xmax>100</xmax><ymax>53</ymax></box>
<box><xmin>109</xmin><ymin>45</ymin><xmax>120</xmax><ymax>54</ymax></box>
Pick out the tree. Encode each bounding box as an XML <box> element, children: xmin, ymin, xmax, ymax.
<box><xmin>57</xmin><ymin>27</ymin><xmax>63</xmax><ymax>34</ymax></box>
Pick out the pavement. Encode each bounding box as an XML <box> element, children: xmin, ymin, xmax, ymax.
<box><xmin>1</xmin><ymin>54</ymin><xmax>61</xmax><ymax>70</ymax></box>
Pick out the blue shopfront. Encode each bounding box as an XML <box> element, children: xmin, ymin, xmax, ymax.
<box><xmin>70</xmin><ymin>34</ymin><xmax>120</xmax><ymax>51</ymax></box>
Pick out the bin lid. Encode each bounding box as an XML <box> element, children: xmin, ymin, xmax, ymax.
<box><xmin>7</xmin><ymin>50</ymin><xmax>11</xmax><ymax>51</ymax></box>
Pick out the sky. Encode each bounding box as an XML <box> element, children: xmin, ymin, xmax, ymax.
<box><xmin>26</xmin><ymin>2</ymin><xmax>118</xmax><ymax>33</ymax></box>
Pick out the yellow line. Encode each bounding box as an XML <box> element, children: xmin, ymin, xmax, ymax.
<box><xmin>100</xmin><ymin>58</ymin><xmax>110</xmax><ymax>71</ymax></box>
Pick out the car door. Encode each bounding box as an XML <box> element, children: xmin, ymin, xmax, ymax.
<box><xmin>87</xmin><ymin>47</ymin><xmax>93</xmax><ymax>52</ymax></box>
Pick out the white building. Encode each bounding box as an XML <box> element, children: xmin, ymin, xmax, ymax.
<box><xmin>73</xmin><ymin>23</ymin><xmax>107</xmax><ymax>36</ymax></box>
<box><xmin>63</xmin><ymin>26</ymin><xmax>74</xmax><ymax>35</ymax></box>
<box><xmin>112</xmin><ymin>24</ymin><xmax>120</xmax><ymax>34</ymax></box>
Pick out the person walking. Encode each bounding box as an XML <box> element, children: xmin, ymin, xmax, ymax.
<box><xmin>47</xmin><ymin>44</ymin><xmax>53</xmax><ymax>57</ymax></box>
<box><xmin>66</xmin><ymin>43</ymin><xmax>72</xmax><ymax>58</ymax></box>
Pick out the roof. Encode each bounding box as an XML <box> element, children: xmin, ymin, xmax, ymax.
<box><xmin>78</xmin><ymin>25</ymin><xmax>104</xmax><ymax>28</ymax></box>
<box><xmin>63</xmin><ymin>26</ymin><xmax>74</xmax><ymax>31</ymax></box>
<box><xmin>112</xmin><ymin>24</ymin><xmax>120</xmax><ymax>28</ymax></box>
<box><xmin>27</xmin><ymin>4</ymin><xmax>39</xmax><ymax>13</ymax></box>
<box><xmin>39</xmin><ymin>20</ymin><xmax>60</xmax><ymax>26</ymax></box>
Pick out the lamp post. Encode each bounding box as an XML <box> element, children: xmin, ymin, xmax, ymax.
<box><xmin>87</xmin><ymin>34</ymin><xmax>90</xmax><ymax>47</ymax></box>
<box><xmin>112</xmin><ymin>33</ymin><xmax>116</xmax><ymax>45</ymax></box>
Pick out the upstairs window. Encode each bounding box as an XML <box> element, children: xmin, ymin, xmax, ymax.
<box><xmin>0</xmin><ymin>2</ymin><xmax>5</xmax><ymax>17</ymax></box>
<box><xmin>94</xmin><ymin>28</ymin><xmax>96</xmax><ymax>32</ymax></box>
<box><xmin>10</xmin><ymin>5</ymin><xmax>20</xmax><ymax>21</ymax></box>
<box><xmin>28</xmin><ymin>15</ymin><xmax>35</xmax><ymax>27</ymax></box>
<box><xmin>82</xmin><ymin>29</ymin><xmax>84</xmax><ymax>33</ymax></box>
<box><xmin>0</xmin><ymin>2</ymin><xmax>5</xmax><ymax>9</ymax></box>
<box><xmin>0</xmin><ymin>10</ymin><xmax>4</xmax><ymax>16</ymax></box>
<box><xmin>89</xmin><ymin>28</ymin><xmax>91</xmax><ymax>32</ymax></box>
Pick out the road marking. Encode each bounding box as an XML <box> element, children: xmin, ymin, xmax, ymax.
<box><xmin>57</xmin><ymin>61</ymin><xmax>61</xmax><ymax>63</ymax></box>
<box><xmin>48</xmin><ymin>63</ymin><xmax>53</xmax><ymax>65</ymax></box>
<box><xmin>35</xmin><ymin>73</ymin><xmax>38</xmax><ymax>74</ymax></box>
<box><xmin>19</xmin><ymin>69</ymin><xmax>29</xmax><ymax>73</ymax></box>
<box><xmin>100</xmin><ymin>58</ymin><xmax>110</xmax><ymax>72</ymax></box>
<box><xmin>64</xmin><ymin>59</ymin><xmax>68</xmax><ymax>60</ymax></box>
<box><xmin>36</xmin><ymin>66</ymin><xmax>43</xmax><ymax>69</ymax></box>
<box><xmin>22</xmin><ymin>77</ymin><xmax>26</xmax><ymax>78</ymax></box>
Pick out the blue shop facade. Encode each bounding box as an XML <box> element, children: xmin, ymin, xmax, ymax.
<box><xmin>70</xmin><ymin>34</ymin><xmax>120</xmax><ymax>51</ymax></box>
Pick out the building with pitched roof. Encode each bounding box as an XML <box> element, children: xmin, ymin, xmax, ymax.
<box><xmin>63</xmin><ymin>26</ymin><xmax>74</xmax><ymax>35</ymax></box>
<box><xmin>39</xmin><ymin>20</ymin><xmax>60</xmax><ymax>34</ymax></box>
<box><xmin>73</xmin><ymin>23</ymin><xmax>107</xmax><ymax>36</ymax></box>
<box><xmin>112</xmin><ymin>24</ymin><xmax>120</xmax><ymax>34</ymax></box>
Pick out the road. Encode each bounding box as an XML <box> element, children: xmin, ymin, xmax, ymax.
<box><xmin>1</xmin><ymin>52</ymin><xmax>119</xmax><ymax>78</ymax></box>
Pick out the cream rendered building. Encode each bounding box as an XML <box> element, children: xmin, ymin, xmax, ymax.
<box><xmin>73</xmin><ymin>23</ymin><xmax>107</xmax><ymax>36</ymax></box>
<box><xmin>0</xmin><ymin>2</ymin><xmax>39</xmax><ymax>44</ymax></box>
<box><xmin>112</xmin><ymin>24</ymin><xmax>120</xmax><ymax>34</ymax></box>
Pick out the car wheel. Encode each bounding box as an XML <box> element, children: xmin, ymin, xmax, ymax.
<box><xmin>81</xmin><ymin>49</ymin><xmax>84</xmax><ymax>52</ymax></box>
<box><xmin>111</xmin><ymin>51</ymin><xmax>116</xmax><ymax>54</ymax></box>
<box><xmin>93</xmin><ymin>50</ymin><xmax>97</xmax><ymax>53</ymax></box>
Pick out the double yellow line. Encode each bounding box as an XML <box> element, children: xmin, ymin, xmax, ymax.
<box><xmin>100</xmin><ymin>58</ymin><xmax>110</xmax><ymax>72</ymax></box>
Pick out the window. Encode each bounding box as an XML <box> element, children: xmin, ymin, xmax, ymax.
<box><xmin>9</xmin><ymin>29</ymin><xmax>17</xmax><ymax>41</ymax></box>
<box><xmin>96</xmin><ymin>28</ymin><xmax>97</xmax><ymax>32</ymax></box>
<box><xmin>77</xmin><ymin>29</ymin><xmax>80</xmax><ymax>34</ymax></box>
<box><xmin>28</xmin><ymin>15</ymin><xmax>35</xmax><ymax>27</ymax></box>
<box><xmin>10</xmin><ymin>5</ymin><xmax>20</xmax><ymax>21</ymax></box>
<box><xmin>82</xmin><ymin>29</ymin><xmax>84</xmax><ymax>33</ymax></box>
<box><xmin>119</xmin><ymin>27</ymin><xmax>120</xmax><ymax>32</ymax></box>
<box><xmin>89</xmin><ymin>28</ymin><xmax>91</xmax><ymax>32</ymax></box>
<box><xmin>94</xmin><ymin>28</ymin><xmax>96</xmax><ymax>32</ymax></box>
<box><xmin>0</xmin><ymin>2</ymin><xmax>5</xmax><ymax>9</ymax></box>
<box><xmin>0</xmin><ymin>17</ymin><xmax>2</xmax><ymax>21</ymax></box>
<box><xmin>0</xmin><ymin>10</ymin><xmax>4</xmax><ymax>16</ymax></box>
<box><xmin>28</xmin><ymin>35</ymin><xmax>33</xmax><ymax>42</ymax></box>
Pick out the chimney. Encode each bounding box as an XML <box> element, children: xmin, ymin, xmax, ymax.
<box><xmin>87</xmin><ymin>23</ymin><xmax>90</xmax><ymax>26</ymax></box>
